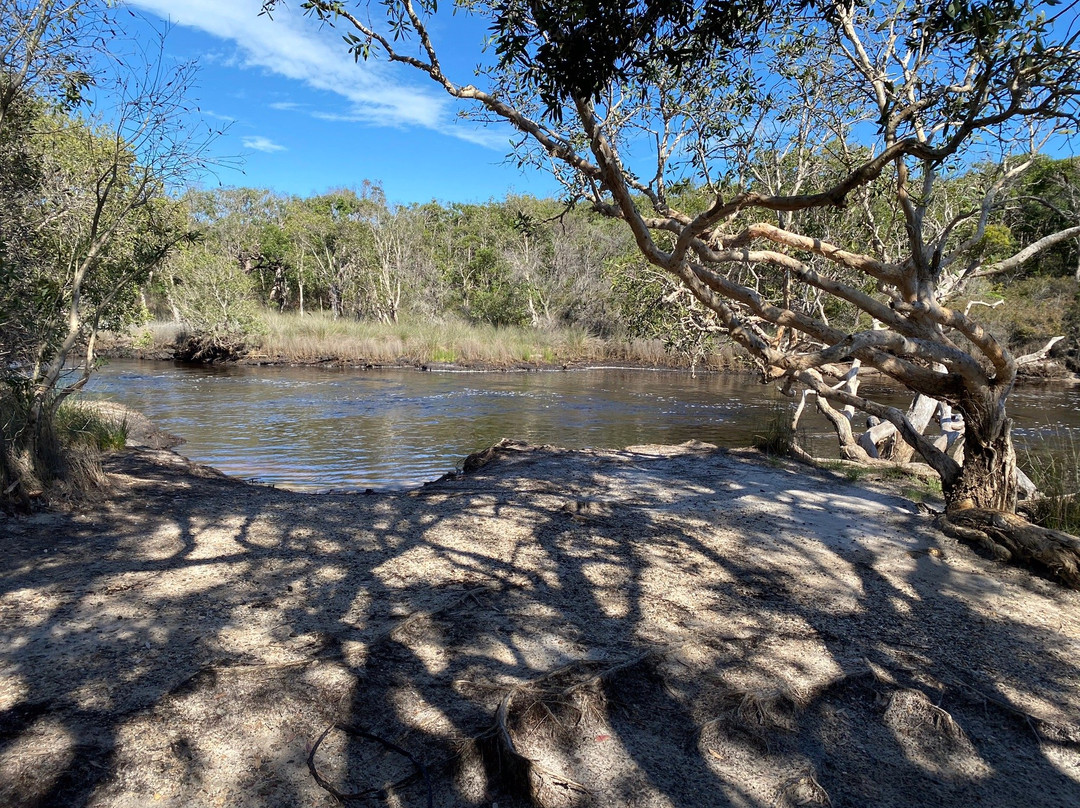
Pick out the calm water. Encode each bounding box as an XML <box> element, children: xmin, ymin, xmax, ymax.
<box><xmin>87</xmin><ymin>360</ymin><xmax>1080</xmax><ymax>491</ymax></box>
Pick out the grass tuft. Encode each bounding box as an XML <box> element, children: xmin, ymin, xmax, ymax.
<box><xmin>751</xmin><ymin>406</ymin><xmax>800</xmax><ymax>457</ymax></box>
<box><xmin>56</xmin><ymin>401</ymin><xmax>128</xmax><ymax>452</ymax></box>
<box><xmin>1022</xmin><ymin>429</ymin><xmax>1080</xmax><ymax>533</ymax></box>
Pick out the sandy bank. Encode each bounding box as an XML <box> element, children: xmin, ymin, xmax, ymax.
<box><xmin>1</xmin><ymin>441</ymin><xmax>1078</xmax><ymax>807</ymax></box>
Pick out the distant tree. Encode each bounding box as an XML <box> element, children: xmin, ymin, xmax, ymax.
<box><xmin>283</xmin><ymin>187</ymin><xmax>377</xmax><ymax>318</ymax></box>
<box><xmin>183</xmin><ymin>187</ymin><xmax>293</xmax><ymax>307</ymax></box>
<box><xmin>265</xmin><ymin>0</ymin><xmax>1080</xmax><ymax>582</ymax></box>
<box><xmin>163</xmin><ymin>242</ymin><xmax>264</xmax><ymax>361</ymax></box>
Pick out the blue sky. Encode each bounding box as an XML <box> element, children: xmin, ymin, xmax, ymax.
<box><xmin>125</xmin><ymin>0</ymin><xmax>560</xmax><ymax>205</ymax></box>
<box><xmin>122</xmin><ymin>1</ymin><xmax>1077</xmax><ymax>206</ymax></box>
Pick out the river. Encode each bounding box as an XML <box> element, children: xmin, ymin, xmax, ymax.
<box><xmin>87</xmin><ymin>359</ymin><xmax>1080</xmax><ymax>491</ymax></box>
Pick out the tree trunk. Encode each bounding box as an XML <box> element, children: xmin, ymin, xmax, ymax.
<box><xmin>944</xmin><ymin>390</ymin><xmax>1017</xmax><ymax>512</ymax></box>
<box><xmin>329</xmin><ymin>285</ymin><xmax>342</xmax><ymax>319</ymax></box>
<box><xmin>881</xmin><ymin>393</ymin><xmax>938</xmax><ymax>464</ymax></box>
<box><xmin>937</xmin><ymin>386</ymin><xmax>1080</xmax><ymax>590</ymax></box>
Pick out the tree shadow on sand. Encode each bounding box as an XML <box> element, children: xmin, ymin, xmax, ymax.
<box><xmin>0</xmin><ymin>442</ymin><xmax>1078</xmax><ymax>807</ymax></box>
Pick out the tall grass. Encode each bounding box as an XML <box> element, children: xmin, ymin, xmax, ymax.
<box><xmin>115</xmin><ymin>312</ymin><xmax>746</xmax><ymax>368</ymax></box>
<box><xmin>55</xmin><ymin>401</ymin><xmax>128</xmax><ymax>451</ymax></box>
<box><xmin>0</xmin><ymin>394</ymin><xmax>126</xmax><ymax>505</ymax></box>
<box><xmin>751</xmin><ymin>404</ymin><xmax>802</xmax><ymax>457</ymax></box>
<box><xmin>1021</xmin><ymin>429</ymin><xmax>1080</xmax><ymax>533</ymax></box>
<box><xmin>252</xmin><ymin>311</ymin><xmax>606</xmax><ymax>365</ymax></box>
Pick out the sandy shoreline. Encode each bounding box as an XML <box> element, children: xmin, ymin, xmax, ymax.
<box><xmin>1</xmin><ymin>440</ymin><xmax>1079</xmax><ymax>807</ymax></box>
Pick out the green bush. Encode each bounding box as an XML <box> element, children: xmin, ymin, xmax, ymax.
<box><xmin>459</xmin><ymin>248</ymin><xmax>531</xmax><ymax>327</ymax></box>
<box><xmin>975</xmin><ymin>276</ymin><xmax>1076</xmax><ymax>353</ymax></box>
<box><xmin>166</xmin><ymin>245</ymin><xmax>266</xmax><ymax>362</ymax></box>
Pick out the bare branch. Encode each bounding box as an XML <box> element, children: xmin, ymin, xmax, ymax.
<box><xmin>977</xmin><ymin>226</ymin><xmax>1080</xmax><ymax>277</ymax></box>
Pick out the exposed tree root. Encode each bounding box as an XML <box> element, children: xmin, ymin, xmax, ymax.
<box><xmin>884</xmin><ymin>689</ymin><xmax>969</xmax><ymax>745</ymax></box>
<box><xmin>307</xmin><ymin>723</ymin><xmax>434</xmax><ymax>807</ymax></box>
<box><xmin>777</xmin><ymin>768</ymin><xmax>832</xmax><ymax>807</ymax></box>
<box><xmin>936</xmin><ymin>508</ymin><xmax>1080</xmax><ymax>589</ymax></box>
<box><xmin>699</xmin><ymin>689</ymin><xmax>801</xmax><ymax>753</ymax></box>
<box><xmin>483</xmin><ymin>684</ymin><xmax>592</xmax><ymax>807</ymax></box>
<box><xmin>473</xmin><ymin>648</ymin><xmax>681</xmax><ymax>807</ymax></box>
<box><xmin>940</xmin><ymin>675</ymin><xmax>1080</xmax><ymax>747</ymax></box>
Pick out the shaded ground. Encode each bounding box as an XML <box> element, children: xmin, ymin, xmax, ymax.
<box><xmin>1</xmin><ymin>440</ymin><xmax>1078</xmax><ymax>807</ymax></box>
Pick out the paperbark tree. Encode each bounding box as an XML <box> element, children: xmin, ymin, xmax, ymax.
<box><xmin>265</xmin><ymin>0</ymin><xmax>1080</xmax><ymax>583</ymax></box>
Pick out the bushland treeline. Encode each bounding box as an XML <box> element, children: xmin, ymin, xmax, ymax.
<box><xmin>157</xmin><ymin>182</ymin><xmax>649</xmax><ymax>361</ymax></box>
<box><xmin>154</xmin><ymin>158</ymin><xmax>1080</xmax><ymax>368</ymax></box>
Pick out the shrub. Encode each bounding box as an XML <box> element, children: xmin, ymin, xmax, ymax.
<box><xmin>165</xmin><ymin>246</ymin><xmax>265</xmax><ymax>362</ymax></box>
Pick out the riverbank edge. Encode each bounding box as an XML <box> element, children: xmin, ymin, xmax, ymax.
<box><xmin>96</xmin><ymin>347</ymin><xmax>719</xmax><ymax>374</ymax></box>
<box><xmin>97</xmin><ymin>342</ymin><xmax>1080</xmax><ymax>384</ymax></box>
<box><xmin>96</xmin><ymin>341</ymin><xmax>729</xmax><ymax>373</ymax></box>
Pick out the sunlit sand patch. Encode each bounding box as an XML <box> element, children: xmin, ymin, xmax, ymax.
<box><xmin>0</xmin><ymin>718</ymin><xmax>75</xmax><ymax>807</ymax></box>
<box><xmin>0</xmin><ymin>671</ymin><xmax>28</xmax><ymax>711</ymax></box>
<box><xmin>131</xmin><ymin>523</ymin><xmax>188</xmax><ymax>560</ymax></box>
<box><xmin>884</xmin><ymin>688</ymin><xmax>992</xmax><ymax>782</ymax></box>
<box><xmin>581</xmin><ymin>562</ymin><xmax>631</xmax><ymax>619</ymax></box>
<box><xmin>140</xmin><ymin>563</ymin><xmax>247</xmax><ymax>602</ymax></box>
<box><xmin>72</xmin><ymin>678</ymin><xmax>115</xmax><ymax>711</ymax></box>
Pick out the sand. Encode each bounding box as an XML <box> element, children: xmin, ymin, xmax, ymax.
<box><xmin>1</xmin><ymin>439</ymin><xmax>1078</xmax><ymax>807</ymax></box>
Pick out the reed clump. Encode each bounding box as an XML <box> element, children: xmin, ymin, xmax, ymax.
<box><xmin>1022</xmin><ymin>429</ymin><xmax>1080</xmax><ymax>533</ymax></box>
<box><xmin>1</xmin><ymin>394</ymin><xmax>127</xmax><ymax>507</ymax></box>
<box><xmin>751</xmin><ymin>405</ymin><xmax>802</xmax><ymax>457</ymax></box>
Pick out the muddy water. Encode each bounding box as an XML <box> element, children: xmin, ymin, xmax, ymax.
<box><xmin>88</xmin><ymin>359</ymin><xmax>1080</xmax><ymax>491</ymax></box>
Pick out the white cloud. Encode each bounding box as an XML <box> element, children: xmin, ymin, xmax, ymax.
<box><xmin>202</xmin><ymin>109</ymin><xmax>237</xmax><ymax>123</ymax></box>
<box><xmin>127</xmin><ymin>0</ymin><xmax>455</xmax><ymax>132</ymax></box>
<box><xmin>242</xmin><ymin>135</ymin><xmax>286</xmax><ymax>153</ymax></box>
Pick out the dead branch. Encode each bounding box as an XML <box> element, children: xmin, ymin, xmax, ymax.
<box><xmin>963</xmin><ymin>298</ymin><xmax>1005</xmax><ymax>317</ymax></box>
<box><xmin>1016</xmin><ymin>335</ymin><xmax>1066</xmax><ymax>366</ymax></box>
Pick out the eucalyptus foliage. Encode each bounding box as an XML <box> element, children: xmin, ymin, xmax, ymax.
<box><xmin>0</xmin><ymin>0</ymin><xmax>211</xmax><ymax>500</ymax></box>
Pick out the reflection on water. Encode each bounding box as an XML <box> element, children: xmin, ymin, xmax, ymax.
<box><xmin>87</xmin><ymin>359</ymin><xmax>1080</xmax><ymax>491</ymax></box>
